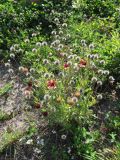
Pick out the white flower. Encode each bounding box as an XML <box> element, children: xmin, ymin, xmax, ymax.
<box><xmin>8</xmin><ymin>69</ymin><xmax>14</xmax><ymax>74</ymax></box>
<box><xmin>37</xmin><ymin>139</ymin><xmax>44</xmax><ymax>146</ymax></box>
<box><xmin>36</xmin><ymin>42</ymin><xmax>41</xmax><ymax>47</ymax></box>
<box><xmin>91</xmin><ymin>77</ymin><xmax>97</xmax><ymax>82</ymax></box>
<box><xmin>55</xmin><ymin>40</ymin><xmax>60</xmax><ymax>45</ymax></box>
<box><xmin>34</xmin><ymin>148</ymin><xmax>41</xmax><ymax>154</ymax></box>
<box><xmin>32</xmin><ymin>48</ymin><xmax>37</xmax><ymax>53</ymax></box>
<box><xmin>54</xmin><ymin>60</ymin><xmax>60</xmax><ymax>65</ymax></box>
<box><xmin>62</xmin><ymin>37</ymin><xmax>67</xmax><ymax>41</ymax></box>
<box><xmin>75</xmin><ymin>56</ymin><xmax>80</xmax><ymax>61</ymax></box>
<box><xmin>67</xmin><ymin>34</ymin><xmax>70</xmax><ymax>38</ymax></box>
<box><xmin>5</xmin><ymin>63</ymin><xmax>10</xmax><ymax>67</ymax></box>
<box><xmin>44</xmin><ymin>94</ymin><xmax>51</xmax><ymax>101</ymax></box>
<box><xmin>67</xmin><ymin>147</ymin><xmax>71</xmax><ymax>154</ymax></box>
<box><xmin>58</xmin><ymin>72</ymin><xmax>64</xmax><ymax>77</ymax></box>
<box><xmin>32</xmin><ymin>33</ymin><xmax>37</xmax><ymax>37</ymax></box>
<box><xmin>109</xmin><ymin>76</ymin><xmax>115</xmax><ymax>81</ymax></box>
<box><xmin>43</xmin><ymin>59</ymin><xmax>49</xmax><ymax>65</ymax></box>
<box><xmin>52</xmin><ymin>130</ymin><xmax>56</xmax><ymax>134</ymax></box>
<box><xmin>72</xmin><ymin>97</ymin><xmax>78</xmax><ymax>103</ymax></box>
<box><xmin>49</xmin><ymin>52</ymin><xmax>53</xmax><ymax>56</ymax></box>
<box><xmin>58</xmin><ymin>44</ymin><xmax>64</xmax><ymax>49</ymax></box>
<box><xmin>100</xmin><ymin>60</ymin><xmax>105</xmax><ymax>65</ymax></box>
<box><xmin>24</xmin><ymin>39</ymin><xmax>30</xmax><ymax>43</ymax></box>
<box><xmin>10</xmin><ymin>46</ymin><xmax>15</xmax><ymax>52</ymax></box>
<box><xmin>44</xmin><ymin>73</ymin><xmax>50</xmax><ymax>78</ymax></box>
<box><xmin>59</xmin><ymin>30</ymin><xmax>63</xmax><ymax>35</ymax></box>
<box><xmin>97</xmin><ymin>81</ymin><xmax>103</xmax><ymax>86</ymax></box>
<box><xmin>54</xmin><ymin>18</ymin><xmax>59</xmax><ymax>22</ymax></box>
<box><xmin>94</xmin><ymin>54</ymin><xmax>99</xmax><ymax>59</ymax></box>
<box><xmin>89</xmin><ymin>43</ymin><xmax>94</xmax><ymax>49</ymax></box>
<box><xmin>67</xmin><ymin>61</ymin><xmax>72</xmax><ymax>66</ymax></box>
<box><xmin>14</xmin><ymin>44</ymin><xmax>19</xmax><ymax>49</ymax></box>
<box><xmin>26</xmin><ymin>139</ymin><xmax>33</xmax><ymax>145</ymax></box>
<box><xmin>10</xmin><ymin>53</ymin><xmax>15</xmax><ymax>58</ymax></box>
<box><xmin>104</xmin><ymin>70</ymin><xmax>110</xmax><ymax>75</ymax></box>
<box><xmin>51</xmin><ymin>30</ymin><xmax>56</xmax><ymax>35</ymax></box>
<box><xmin>42</xmin><ymin>41</ymin><xmax>47</xmax><ymax>46</ymax></box>
<box><xmin>18</xmin><ymin>48</ymin><xmax>23</xmax><ymax>53</ymax></box>
<box><xmin>19</xmin><ymin>137</ymin><xmax>26</xmax><ymax>142</ymax></box>
<box><xmin>30</xmin><ymin>68</ymin><xmax>35</xmax><ymax>73</ymax></box>
<box><xmin>50</xmin><ymin>74</ymin><xmax>55</xmax><ymax>78</ymax></box>
<box><xmin>98</xmin><ymin>69</ymin><xmax>104</xmax><ymax>75</ymax></box>
<box><xmin>68</xmin><ymin>55</ymin><xmax>74</xmax><ymax>59</ymax></box>
<box><xmin>61</xmin><ymin>135</ymin><xmax>67</xmax><ymax>140</ymax></box>
<box><xmin>19</xmin><ymin>66</ymin><xmax>24</xmax><ymax>72</ymax></box>
<box><xmin>81</xmin><ymin>39</ymin><xmax>86</xmax><ymax>44</ymax></box>
<box><xmin>55</xmin><ymin>35</ymin><xmax>60</xmax><ymax>39</ymax></box>
<box><xmin>97</xmin><ymin>94</ymin><xmax>103</xmax><ymax>100</ymax></box>
<box><xmin>62</xmin><ymin>23</ymin><xmax>67</xmax><ymax>27</ymax></box>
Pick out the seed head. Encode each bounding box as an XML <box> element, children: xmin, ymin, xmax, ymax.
<box><xmin>72</xmin><ymin>97</ymin><xmax>78</xmax><ymax>103</ymax></box>
<box><xmin>10</xmin><ymin>53</ymin><xmax>15</xmax><ymax>58</ymax></box>
<box><xmin>5</xmin><ymin>63</ymin><xmax>10</xmax><ymax>67</ymax></box>
<box><xmin>43</xmin><ymin>59</ymin><xmax>49</xmax><ymax>65</ymax></box>
<box><xmin>98</xmin><ymin>69</ymin><xmax>104</xmax><ymax>75</ymax></box>
<box><xmin>104</xmin><ymin>70</ymin><xmax>110</xmax><ymax>75</ymax></box>
<box><xmin>100</xmin><ymin>60</ymin><xmax>105</xmax><ymax>65</ymax></box>
<box><xmin>97</xmin><ymin>94</ymin><xmax>103</xmax><ymax>100</ymax></box>
<box><xmin>54</xmin><ymin>60</ymin><xmax>60</xmax><ymax>65</ymax></box>
<box><xmin>32</xmin><ymin>48</ymin><xmax>37</xmax><ymax>53</ymax></box>
<box><xmin>61</xmin><ymin>134</ymin><xmax>67</xmax><ymax>140</ymax></box>
<box><xmin>8</xmin><ymin>69</ymin><xmax>14</xmax><ymax>74</ymax></box>
<box><xmin>24</xmin><ymin>39</ymin><xmax>30</xmax><ymax>43</ymax></box>
<box><xmin>44</xmin><ymin>94</ymin><xmax>51</xmax><ymax>101</ymax></box>
<box><xmin>62</xmin><ymin>23</ymin><xmax>67</xmax><ymax>27</ymax></box>
<box><xmin>109</xmin><ymin>76</ymin><xmax>115</xmax><ymax>81</ymax></box>
<box><xmin>89</xmin><ymin>43</ymin><xmax>94</xmax><ymax>49</ymax></box>
<box><xmin>36</xmin><ymin>42</ymin><xmax>41</xmax><ymax>47</ymax></box>
<box><xmin>97</xmin><ymin>81</ymin><xmax>103</xmax><ymax>86</ymax></box>
<box><xmin>10</xmin><ymin>46</ymin><xmax>15</xmax><ymax>52</ymax></box>
<box><xmin>91</xmin><ymin>77</ymin><xmax>97</xmax><ymax>82</ymax></box>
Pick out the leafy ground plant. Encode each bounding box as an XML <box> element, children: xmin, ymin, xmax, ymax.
<box><xmin>0</xmin><ymin>0</ymin><xmax>120</xmax><ymax>160</ymax></box>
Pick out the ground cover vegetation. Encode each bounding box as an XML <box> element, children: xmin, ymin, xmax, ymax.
<box><xmin>0</xmin><ymin>0</ymin><xmax>120</xmax><ymax>160</ymax></box>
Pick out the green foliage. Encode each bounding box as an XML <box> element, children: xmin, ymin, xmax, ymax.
<box><xmin>72</xmin><ymin>0</ymin><xmax>120</xmax><ymax>18</ymax></box>
<box><xmin>0</xmin><ymin>0</ymin><xmax>120</xmax><ymax>159</ymax></box>
<box><xmin>0</xmin><ymin>83</ymin><xmax>12</xmax><ymax>97</ymax></box>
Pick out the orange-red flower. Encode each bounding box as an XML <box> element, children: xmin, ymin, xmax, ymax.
<box><xmin>22</xmin><ymin>67</ymin><xmax>29</xmax><ymax>74</ymax></box>
<box><xmin>34</xmin><ymin>102</ymin><xmax>41</xmax><ymax>109</ymax></box>
<box><xmin>74</xmin><ymin>91</ymin><xmax>80</xmax><ymax>97</ymax></box>
<box><xmin>64</xmin><ymin>63</ymin><xmax>70</xmax><ymax>69</ymax></box>
<box><xmin>79</xmin><ymin>59</ymin><xmax>87</xmax><ymax>68</ymax></box>
<box><xmin>28</xmin><ymin>81</ymin><xmax>32</xmax><ymax>87</ymax></box>
<box><xmin>42</xmin><ymin>111</ymin><xmax>48</xmax><ymax>117</ymax></box>
<box><xmin>47</xmin><ymin>79</ymin><xmax>56</xmax><ymax>89</ymax></box>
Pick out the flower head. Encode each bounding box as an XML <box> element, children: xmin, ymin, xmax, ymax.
<box><xmin>47</xmin><ymin>80</ymin><xmax>56</xmax><ymax>89</ymax></box>
<box><xmin>34</xmin><ymin>102</ymin><xmax>41</xmax><ymax>109</ymax></box>
<box><xmin>79</xmin><ymin>59</ymin><xmax>87</xmax><ymax>68</ymax></box>
<box><xmin>61</xmin><ymin>134</ymin><xmax>67</xmax><ymax>140</ymax></box>
<box><xmin>97</xmin><ymin>94</ymin><xmax>103</xmax><ymax>100</ymax></box>
<box><xmin>64</xmin><ymin>62</ymin><xmax>70</xmax><ymax>69</ymax></box>
<box><xmin>42</xmin><ymin>111</ymin><xmax>48</xmax><ymax>117</ymax></box>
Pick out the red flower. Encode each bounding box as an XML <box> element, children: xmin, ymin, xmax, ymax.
<box><xmin>47</xmin><ymin>79</ymin><xmax>56</xmax><ymax>89</ymax></box>
<box><xmin>28</xmin><ymin>81</ymin><xmax>32</xmax><ymax>87</ymax></box>
<box><xmin>42</xmin><ymin>111</ymin><xmax>48</xmax><ymax>117</ymax></box>
<box><xmin>34</xmin><ymin>102</ymin><xmax>41</xmax><ymax>109</ymax></box>
<box><xmin>79</xmin><ymin>59</ymin><xmax>87</xmax><ymax>68</ymax></box>
<box><xmin>64</xmin><ymin>63</ymin><xmax>70</xmax><ymax>69</ymax></box>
